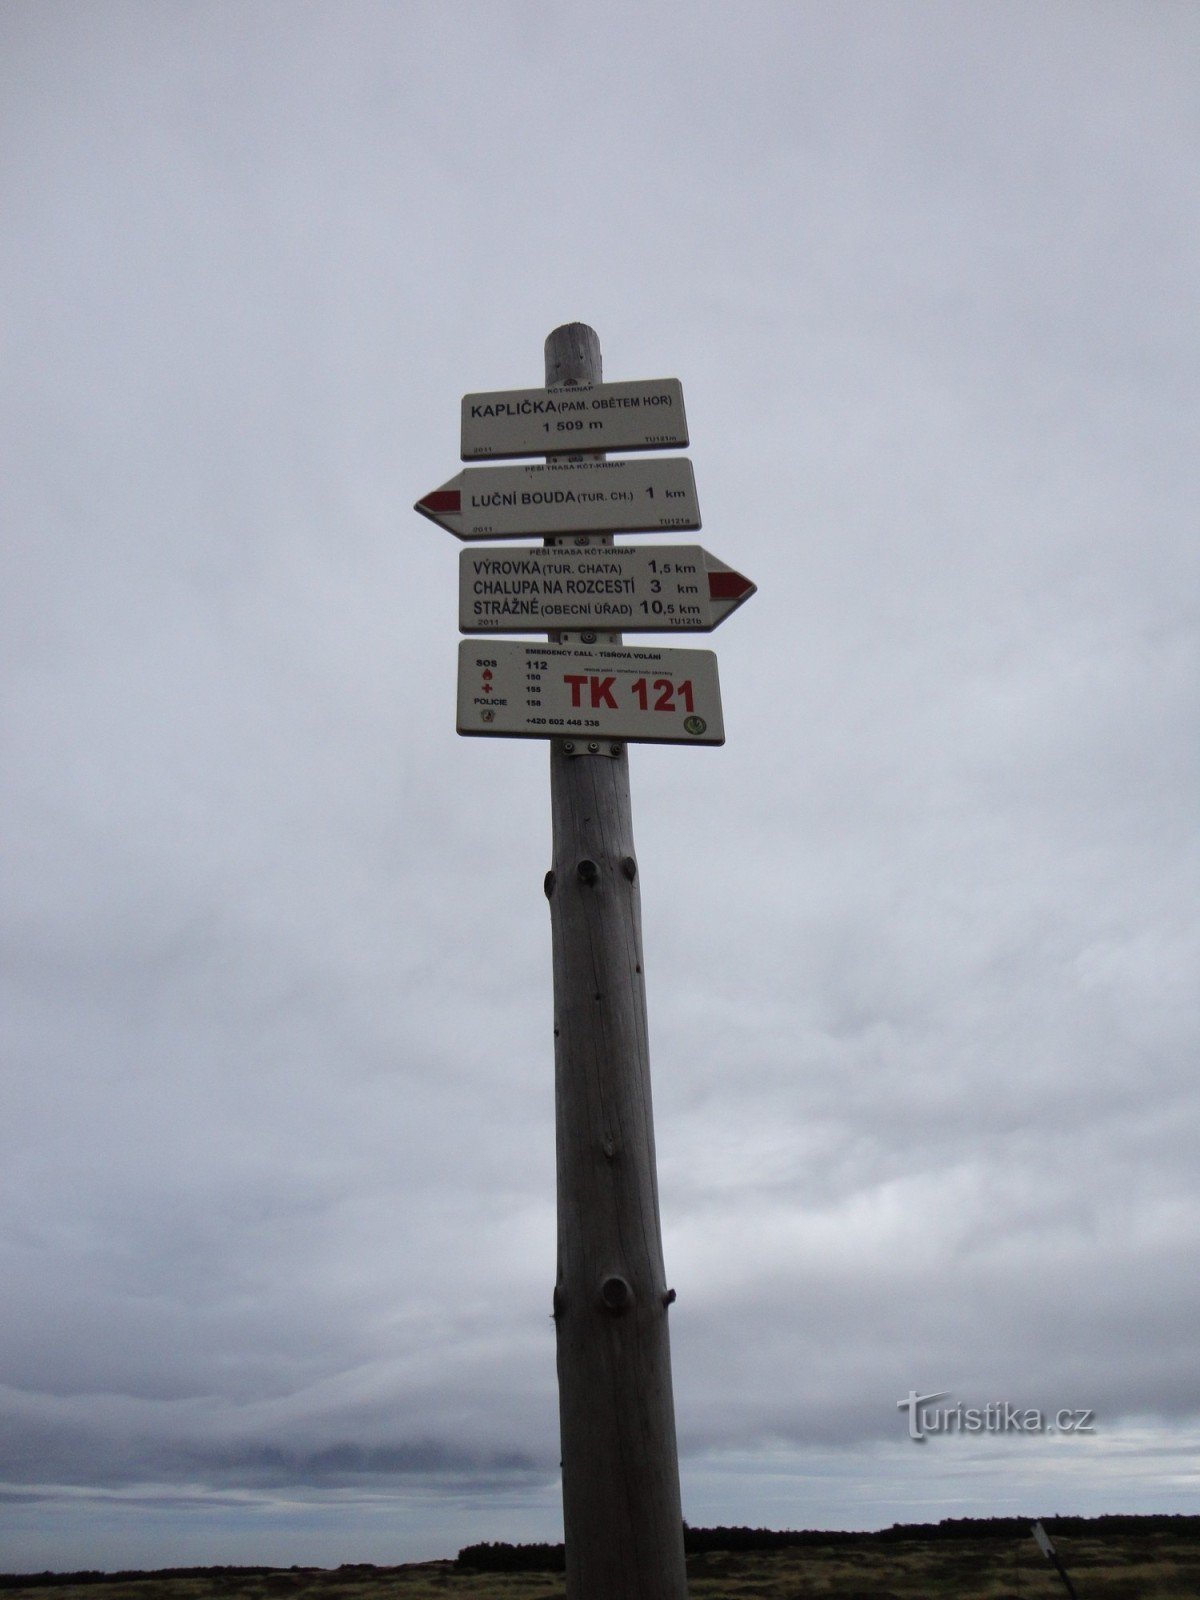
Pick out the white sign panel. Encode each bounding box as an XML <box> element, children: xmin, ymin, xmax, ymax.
<box><xmin>458</xmin><ymin>545</ymin><xmax>755</xmax><ymax>633</ymax></box>
<box><xmin>457</xmin><ymin>640</ymin><xmax>724</xmax><ymax>745</ymax></box>
<box><xmin>461</xmin><ymin>378</ymin><xmax>687</xmax><ymax>460</ymax></box>
<box><xmin>1031</xmin><ymin>1524</ymin><xmax>1056</xmax><ymax>1561</ymax></box>
<box><xmin>416</xmin><ymin>457</ymin><xmax>700</xmax><ymax>539</ymax></box>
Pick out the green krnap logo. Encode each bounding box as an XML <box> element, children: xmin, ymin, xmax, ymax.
<box><xmin>683</xmin><ymin>716</ymin><xmax>707</xmax><ymax>736</ymax></box>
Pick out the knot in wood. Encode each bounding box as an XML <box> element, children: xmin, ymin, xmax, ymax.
<box><xmin>662</xmin><ymin>1288</ymin><xmax>677</xmax><ymax>1308</ymax></box>
<box><xmin>621</xmin><ymin>856</ymin><xmax>637</xmax><ymax>881</ymax></box>
<box><xmin>576</xmin><ymin>858</ymin><xmax>599</xmax><ymax>886</ymax></box>
<box><xmin>599</xmin><ymin>1275</ymin><xmax>632</xmax><ymax>1314</ymax></box>
<box><xmin>543</xmin><ymin>870</ymin><xmax>556</xmax><ymax>899</ymax></box>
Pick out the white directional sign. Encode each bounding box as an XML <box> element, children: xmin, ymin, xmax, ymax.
<box><xmin>459</xmin><ymin>545</ymin><xmax>755</xmax><ymax>633</ymax></box>
<box><xmin>416</xmin><ymin>457</ymin><xmax>700</xmax><ymax>540</ymax></box>
<box><xmin>457</xmin><ymin>640</ymin><xmax>724</xmax><ymax>745</ymax></box>
<box><xmin>461</xmin><ymin>378</ymin><xmax>687</xmax><ymax>460</ymax></box>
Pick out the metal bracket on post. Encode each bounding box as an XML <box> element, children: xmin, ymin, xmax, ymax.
<box><xmin>557</xmin><ymin>739</ymin><xmax>623</xmax><ymax>760</ymax></box>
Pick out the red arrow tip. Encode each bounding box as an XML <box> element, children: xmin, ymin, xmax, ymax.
<box><xmin>419</xmin><ymin>489</ymin><xmax>461</xmax><ymax>514</ymax></box>
<box><xmin>708</xmin><ymin>569</ymin><xmax>754</xmax><ymax>601</ymax></box>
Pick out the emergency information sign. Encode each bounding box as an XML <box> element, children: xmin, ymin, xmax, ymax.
<box><xmin>415</xmin><ymin>457</ymin><xmax>700</xmax><ymax>539</ymax></box>
<box><xmin>457</xmin><ymin>640</ymin><xmax>724</xmax><ymax>745</ymax></box>
<box><xmin>458</xmin><ymin>545</ymin><xmax>755</xmax><ymax>633</ymax></box>
<box><xmin>461</xmin><ymin>378</ymin><xmax>687</xmax><ymax>460</ymax></box>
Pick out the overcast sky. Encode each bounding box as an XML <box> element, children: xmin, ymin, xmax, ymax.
<box><xmin>3</xmin><ymin>0</ymin><xmax>1198</xmax><ymax>1574</ymax></box>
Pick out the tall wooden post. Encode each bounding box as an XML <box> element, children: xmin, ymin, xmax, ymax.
<box><xmin>543</xmin><ymin>324</ymin><xmax>688</xmax><ymax>1600</ymax></box>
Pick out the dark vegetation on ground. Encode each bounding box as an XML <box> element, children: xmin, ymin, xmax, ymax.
<box><xmin>2</xmin><ymin>1515</ymin><xmax>1198</xmax><ymax>1598</ymax></box>
<box><xmin>457</xmin><ymin>1511</ymin><xmax>1199</xmax><ymax>1569</ymax></box>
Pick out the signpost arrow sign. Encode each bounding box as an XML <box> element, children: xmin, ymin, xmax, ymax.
<box><xmin>458</xmin><ymin>544</ymin><xmax>755</xmax><ymax>633</ymax></box>
<box><xmin>1031</xmin><ymin>1525</ymin><xmax>1079</xmax><ymax>1600</ymax></box>
<box><xmin>457</xmin><ymin>639</ymin><xmax>724</xmax><ymax>745</ymax></box>
<box><xmin>415</xmin><ymin>457</ymin><xmax>700</xmax><ymax>540</ymax></box>
<box><xmin>461</xmin><ymin>377</ymin><xmax>687</xmax><ymax>459</ymax></box>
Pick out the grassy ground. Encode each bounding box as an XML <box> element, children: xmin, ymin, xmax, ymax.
<box><xmin>3</xmin><ymin>1527</ymin><xmax>1199</xmax><ymax>1599</ymax></box>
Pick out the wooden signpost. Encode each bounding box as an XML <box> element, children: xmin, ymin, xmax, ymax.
<box><xmin>415</xmin><ymin>324</ymin><xmax>755</xmax><ymax>1600</ymax></box>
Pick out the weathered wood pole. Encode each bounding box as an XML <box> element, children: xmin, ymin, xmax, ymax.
<box><xmin>543</xmin><ymin>323</ymin><xmax>688</xmax><ymax>1600</ymax></box>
